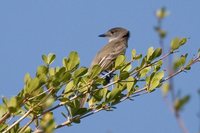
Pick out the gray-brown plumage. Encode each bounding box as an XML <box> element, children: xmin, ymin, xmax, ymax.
<box><xmin>90</xmin><ymin>27</ymin><xmax>130</xmax><ymax>71</ymax></box>
<box><xmin>80</xmin><ymin>27</ymin><xmax>130</xmax><ymax>108</ymax></box>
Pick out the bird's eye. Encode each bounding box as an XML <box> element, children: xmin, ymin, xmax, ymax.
<box><xmin>110</xmin><ymin>31</ymin><xmax>114</xmax><ymax>34</ymax></box>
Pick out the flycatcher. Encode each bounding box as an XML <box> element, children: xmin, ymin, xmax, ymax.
<box><xmin>80</xmin><ymin>27</ymin><xmax>130</xmax><ymax>108</ymax></box>
<box><xmin>90</xmin><ymin>27</ymin><xmax>130</xmax><ymax>71</ymax></box>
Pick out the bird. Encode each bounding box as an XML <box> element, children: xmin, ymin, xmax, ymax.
<box><xmin>90</xmin><ymin>27</ymin><xmax>130</xmax><ymax>71</ymax></box>
<box><xmin>80</xmin><ymin>27</ymin><xmax>130</xmax><ymax>108</ymax></box>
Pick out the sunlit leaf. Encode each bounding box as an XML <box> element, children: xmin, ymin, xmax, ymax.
<box><xmin>152</xmin><ymin>48</ymin><xmax>162</xmax><ymax>59</ymax></box>
<box><xmin>29</xmin><ymin>77</ymin><xmax>40</xmax><ymax>92</ymax></box>
<box><xmin>40</xmin><ymin>112</ymin><xmax>55</xmax><ymax>133</ymax></box>
<box><xmin>148</xmin><ymin>71</ymin><xmax>164</xmax><ymax>91</ymax></box>
<box><xmin>89</xmin><ymin>65</ymin><xmax>102</xmax><ymax>79</ymax></box>
<box><xmin>107</xmin><ymin>87</ymin><xmax>122</xmax><ymax>102</ymax></box>
<box><xmin>36</xmin><ymin>65</ymin><xmax>48</xmax><ymax>76</ymax></box>
<box><xmin>115</xmin><ymin>55</ymin><xmax>125</xmax><ymax>69</ymax></box>
<box><xmin>65</xmin><ymin>81</ymin><xmax>74</xmax><ymax>94</ymax></box>
<box><xmin>119</xmin><ymin>71</ymin><xmax>129</xmax><ymax>80</ymax></box>
<box><xmin>173</xmin><ymin>54</ymin><xmax>188</xmax><ymax>71</ymax></box>
<box><xmin>170</xmin><ymin>37</ymin><xmax>187</xmax><ymax>51</ymax></box>
<box><xmin>170</xmin><ymin>37</ymin><xmax>180</xmax><ymax>51</ymax></box>
<box><xmin>174</xmin><ymin>95</ymin><xmax>190</xmax><ymax>112</ymax></box>
<box><xmin>24</xmin><ymin>73</ymin><xmax>31</xmax><ymax>85</ymax></box>
<box><xmin>154</xmin><ymin>60</ymin><xmax>163</xmax><ymax>71</ymax></box>
<box><xmin>74</xmin><ymin>67</ymin><xmax>88</xmax><ymax>78</ymax></box>
<box><xmin>0</xmin><ymin>105</ymin><xmax>7</xmax><ymax>118</ymax></box>
<box><xmin>156</xmin><ymin>7</ymin><xmax>169</xmax><ymax>19</ymax></box>
<box><xmin>162</xmin><ymin>83</ymin><xmax>169</xmax><ymax>96</ymax></box>
<box><xmin>42</xmin><ymin>54</ymin><xmax>48</xmax><ymax>65</ymax></box>
<box><xmin>66</xmin><ymin>51</ymin><xmax>80</xmax><ymax>71</ymax></box>
<box><xmin>147</xmin><ymin>47</ymin><xmax>154</xmax><ymax>61</ymax></box>
<box><xmin>8</xmin><ymin>97</ymin><xmax>18</xmax><ymax>113</ymax></box>
<box><xmin>48</xmin><ymin>53</ymin><xmax>56</xmax><ymax>65</ymax></box>
<box><xmin>131</xmin><ymin>49</ymin><xmax>136</xmax><ymax>59</ymax></box>
<box><xmin>126</xmin><ymin>77</ymin><xmax>135</xmax><ymax>94</ymax></box>
<box><xmin>139</xmin><ymin>66</ymin><xmax>151</xmax><ymax>78</ymax></box>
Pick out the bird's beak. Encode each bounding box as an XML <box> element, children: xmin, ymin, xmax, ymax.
<box><xmin>98</xmin><ymin>33</ymin><xmax>107</xmax><ymax>37</ymax></box>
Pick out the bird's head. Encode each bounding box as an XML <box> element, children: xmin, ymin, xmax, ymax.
<box><xmin>98</xmin><ymin>27</ymin><xmax>130</xmax><ymax>42</ymax></box>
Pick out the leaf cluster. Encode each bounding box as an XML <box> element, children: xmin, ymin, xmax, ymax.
<box><xmin>0</xmin><ymin>37</ymin><xmax>199</xmax><ymax>133</ymax></box>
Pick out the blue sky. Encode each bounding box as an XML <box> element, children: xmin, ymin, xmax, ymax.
<box><xmin>0</xmin><ymin>0</ymin><xmax>200</xmax><ymax>133</ymax></box>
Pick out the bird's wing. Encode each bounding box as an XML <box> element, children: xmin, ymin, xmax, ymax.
<box><xmin>90</xmin><ymin>40</ymin><xmax>127</xmax><ymax>70</ymax></box>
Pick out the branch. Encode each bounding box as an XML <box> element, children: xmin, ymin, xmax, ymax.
<box><xmin>3</xmin><ymin>89</ymin><xmax>54</xmax><ymax>132</ymax></box>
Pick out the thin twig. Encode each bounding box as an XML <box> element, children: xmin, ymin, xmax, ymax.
<box><xmin>0</xmin><ymin>112</ymin><xmax>11</xmax><ymax>125</ymax></box>
<box><xmin>3</xmin><ymin>89</ymin><xmax>54</xmax><ymax>133</ymax></box>
<box><xmin>18</xmin><ymin>117</ymin><xmax>35</xmax><ymax>133</ymax></box>
<box><xmin>2</xmin><ymin>109</ymin><xmax>33</xmax><ymax>133</ymax></box>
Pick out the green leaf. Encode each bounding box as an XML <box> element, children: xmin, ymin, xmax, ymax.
<box><xmin>23</xmin><ymin>126</ymin><xmax>31</xmax><ymax>133</ymax></box>
<box><xmin>73</xmin><ymin>116</ymin><xmax>81</xmax><ymax>124</ymax></box>
<box><xmin>155</xmin><ymin>28</ymin><xmax>167</xmax><ymax>39</ymax></box>
<box><xmin>107</xmin><ymin>87</ymin><xmax>122</xmax><ymax>101</ymax></box>
<box><xmin>95</xmin><ymin>88</ymin><xmax>107</xmax><ymax>101</ymax></box>
<box><xmin>148</xmin><ymin>71</ymin><xmax>164</xmax><ymax>91</ymax></box>
<box><xmin>173</xmin><ymin>54</ymin><xmax>188</xmax><ymax>71</ymax></box>
<box><xmin>133</xmin><ymin>54</ymin><xmax>142</xmax><ymax>60</ymax></box>
<box><xmin>69</xmin><ymin>100</ymin><xmax>81</xmax><ymax>116</ymax></box>
<box><xmin>0</xmin><ymin>105</ymin><xmax>7</xmax><ymax>118</ymax></box>
<box><xmin>74</xmin><ymin>67</ymin><xmax>88</xmax><ymax>78</ymax></box>
<box><xmin>36</xmin><ymin>65</ymin><xmax>48</xmax><ymax>76</ymax></box>
<box><xmin>40</xmin><ymin>112</ymin><xmax>55</xmax><ymax>133</ymax></box>
<box><xmin>140</xmin><ymin>56</ymin><xmax>147</xmax><ymax>67</ymax></box>
<box><xmin>170</xmin><ymin>37</ymin><xmax>187</xmax><ymax>51</ymax></box>
<box><xmin>89</xmin><ymin>65</ymin><xmax>102</xmax><ymax>79</ymax></box>
<box><xmin>29</xmin><ymin>77</ymin><xmax>40</xmax><ymax>92</ymax></box>
<box><xmin>147</xmin><ymin>47</ymin><xmax>162</xmax><ymax>62</ymax></box>
<box><xmin>162</xmin><ymin>83</ymin><xmax>170</xmax><ymax>96</ymax></box>
<box><xmin>44</xmin><ymin>96</ymin><xmax>55</xmax><ymax>108</ymax></box>
<box><xmin>154</xmin><ymin>60</ymin><xmax>163</xmax><ymax>71</ymax></box>
<box><xmin>24</xmin><ymin>73</ymin><xmax>31</xmax><ymax>85</ymax></box>
<box><xmin>179</xmin><ymin>38</ymin><xmax>187</xmax><ymax>46</ymax></box>
<box><xmin>8</xmin><ymin>97</ymin><xmax>18</xmax><ymax>113</ymax></box>
<box><xmin>73</xmin><ymin>108</ymin><xmax>88</xmax><ymax>116</ymax></box>
<box><xmin>54</xmin><ymin>67</ymin><xmax>71</xmax><ymax>83</ymax></box>
<box><xmin>42</xmin><ymin>54</ymin><xmax>48</xmax><ymax>64</ymax></box>
<box><xmin>131</xmin><ymin>49</ymin><xmax>136</xmax><ymax>59</ymax></box>
<box><xmin>2</xmin><ymin>97</ymin><xmax>8</xmax><ymax>107</ymax></box>
<box><xmin>49</xmin><ymin>67</ymin><xmax>56</xmax><ymax>76</ymax></box>
<box><xmin>119</xmin><ymin>71</ymin><xmax>129</xmax><ymax>80</ymax></box>
<box><xmin>174</xmin><ymin>95</ymin><xmax>190</xmax><ymax>112</ymax></box>
<box><xmin>89</xmin><ymin>88</ymin><xmax>108</xmax><ymax>107</ymax></box>
<box><xmin>10</xmin><ymin>123</ymin><xmax>20</xmax><ymax>133</ymax></box>
<box><xmin>185</xmin><ymin>58</ymin><xmax>194</xmax><ymax>70</ymax></box>
<box><xmin>65</xmin><ymin>81</ymin><xmax>74</xmax><ymax>94</ymax></box>
<box><xmin>126</xmin><ymin>77</ymin><xmax>135</xmax><ymax>94</ymax></box>
<box><xmin>147</xmin><ymin>47</ymin><xmax>154</xmax><ymax>61</ymax></box>
<box><xmin>66</xmin><ymin>51</ymin><xmax>80</xmax><ymax>71</ymax></box>
<box><xmin>152</xmin><ymin>48</ymin><xmax>162</xmax><ymax>59</ymax></box>
<box><xmin>122</xmin><ymin>63</ymin><xmax>132</xmax><ymax>72</ymax></box>
<box><xmin>115</xmin><ymin>55</ymin><xmax>125</xmax><ymax>69</ymax></box>
<box><xmin>170</xmin><ymin>37</ymin><xmax>180</xmax><ymax>51</ymax></box>
<box><xmin>62</xmin><ymin>72</ymin><xmax>72</xmax><ymax>82</ymax></box>
<box><xmin>48</xmin><ymin>53</ymin><xmax>56</xmax><ymax>65</ymax></box>
<box><xmin>156</xmin><ymin>7</ymin><xmax>169</xmax><ymax>19</ymax></box>
<box><xmin>62</xmin><ymin>58</ymin><xmax>68</xmax><ymax>67</ymax></box>
<box><xmin>55</xmin><ymin>67</ymin><xmax>66</xmax><ymax>77</ymax></box>
<box><xmin>42</xmin><ymin>53</ymin><xmax>56</xmax><ymax>65</ymax></box>
<box><xmin>0</xmin><ymin>123</ymin><xmax>8</xmax><ymax>132</ymax></box>
<box><xmin>139</xmin><ymin>66</ymin><xmax>151</xmax><ymax>78</ymax></box>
